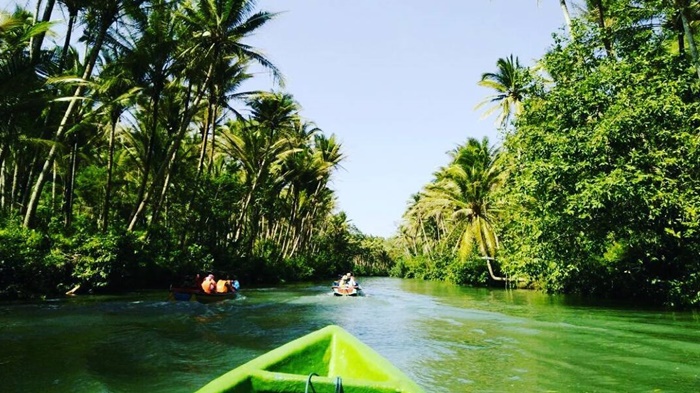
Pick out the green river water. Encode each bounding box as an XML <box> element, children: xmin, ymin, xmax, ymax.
<box><xmin>1</xmin><ymin>277</ymin><xmax>699</xmax><ymax>392</ymax></box>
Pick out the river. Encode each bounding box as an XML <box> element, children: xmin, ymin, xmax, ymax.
<box><xmin>1</xmin><ymin>277</ymin><xmax>699</xmax><ymax>392</ymax></box>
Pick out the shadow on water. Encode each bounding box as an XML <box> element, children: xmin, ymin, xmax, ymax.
<box><xmin>1</xmin><ymin>277</ymin><xmax>699</xmax><ymax>392</ymax></box>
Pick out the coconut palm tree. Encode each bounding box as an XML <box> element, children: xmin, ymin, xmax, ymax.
<box><xmin>669</xmin><ymin>0</ymin><xmax>700</xmax><ymax>81</ymax></box>
<box><xmin>475</xmin><ymin>55</ymin><xmax>530</xmax><ymax>128</ymax></box>
<box><xmin>219</xmin><ymin>93</ymin><xmax>300</xmax><ymax>246</ymax></box>
<box><xmin>589</xmin><ymin>0</ymin><xmax>612</xmax><ymax>55</ymax></box>
<box><xmin>24</xmin><ymin>0</ymin><xmax>138</xmax><ymax>228</ymax></box>
<box><xmin>537</xmin><ymin>0</ymin><xmax>573</xmax><ymax>36</ymax></box>
<box><xmin>418</xmin><ymin>137</ymin><xmax>503</xmax><ymax>259</ymax></box>
<box><xmin>117</xmin><ymin>0</ymin><xmax>181</xmax><ymax>230</ymax></box>
<box><xmin>0</xmin><ymin>8</ymin><xmax>57</xmax><ymax>214</ymax></box>
<box><xmin>178</xmin><ymin>0</ymin><xmax>283</xmax><ymax>178</ymax></box>
<box><xmin>87</xmin><ymin>55</ymin><xmax>140</xmax><ymax>231</ymax></box>
<box><xmin>660</xmin><ymin>0</ymin><xmax>700</xmax><ymax>56</ymax></box>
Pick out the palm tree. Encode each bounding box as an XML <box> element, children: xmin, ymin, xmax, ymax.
<box><xmin>0</xmin><ymin>9</ymin><xmax>54</xmax><ymax>215</ymax></box>
<box><xmin>570</xmin><ymin>0</ymin><xmax>614</xmax><ymax>56</ymax></box>
<box><xmin>418</xmin><ymin>137</ymin><xmax>503</xmax><ymax>259</ymax></box>
<box><xmin>56</xmin><ymin>0</ymin><xmax>90</xmax><ymax>71</ymax></box>
<box><xmin>661</xmin><ymin>0</ymin><xmax>700</xmax><ymax>56</ymax></box>
<box><xmin>218</xmin><ymin>93</ymin><xmax>300</xmax><ymax>246</ymax></box>
<box><xmin>24</xmin><ymin>0</ymin><xmax>136</xmax><ymax>228</ymax></box>
<box><xmin>178</xmin><ymin>0</ymin><xmax>283</xmax><ymax>178</ymax></box>
<box><xmin>475</xmin><ymin>55</ymin><xmax>529</xmax><ymax>128</ymax></box>
<box><xmin>669</xmin><ymin>0</ymin><xmax>700</xmax><ymax>81</ymax></box>
<box><xmin>87</xmin><ymin>55</ymin><xmax>140</xmax><ymax>231</ymax></box>
<box><xmin>29</xmin><ymin>0</ymin><xmax>57</xmax><ymax>63</ymax></box>
<box><xmin>118</xmin><ymin>0</ymin><xmax>180</xmax><ymax>230</ymax></box>
<box><xmin>537</xmin><ymin>0</ymin><xmax>573</xmax><ymax>36</ymax></box>
<box><xmin>292</xmin><ymin>133</ymin><xmax>344</xmax><ymax>256</ymax></box>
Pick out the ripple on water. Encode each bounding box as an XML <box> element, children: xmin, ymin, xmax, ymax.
<box><xmin>2</xmin><ymin>279</ymin><xmax>700</xmax><ymax>393</ymax></box>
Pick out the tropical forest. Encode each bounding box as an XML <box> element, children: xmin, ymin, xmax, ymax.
<box><xmin>0</xmin><ymin>0</ymin><xmax>394</xmax><ymax>299</ymax></box>
<box><xmin>392</xmin><ymin>0</ymin><xmax>700</xmax><ymax>308</ymax></box>
<box><xmin>1</xmin><ymin>0</ymin><xmax>700</xmax><ymax>309</ymax></box>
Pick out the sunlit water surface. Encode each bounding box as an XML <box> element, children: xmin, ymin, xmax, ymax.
<box><xmin>1</xmin><ymin>277</ymin><xmax>699</xmax><ymax>392</ymax></box>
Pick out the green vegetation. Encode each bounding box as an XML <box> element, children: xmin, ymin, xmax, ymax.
<box><xmin>0</xmin><ymin>1</ymin><xmax>388</xmax><ymax>299</ymax></box>
<box><xmin>4</xmin><ymin>1</ymin><xmax>700</xmax><ymax>308</ymax></box>
<box><xmin>393</xmin><ymin>0</ymin><xmax>700</xmax><ymax>307</ymax></box>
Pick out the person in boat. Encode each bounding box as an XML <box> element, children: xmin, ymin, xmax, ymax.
<box><xmin>216</xmin><ymin>278</ymin><xmax>235</xmax><ymax>293</ymax></box>
<box><xmin>201</xmin><ymin>274</ymin><xmax>216</xmax><ymax>294</ymax></box>
<box><xmin>347</xmin><ymin>273</ymin><xmax>357</xmax><ymax>288</ymax></box>
<box><xmin>337</xmin><ymin>274</ymin><xmax>349</xmax><ymax>288</ymax></box>
<box><xmin>194</xmin><ymin>273</ymin><xmax>204</xmax><ymax>289</ymax></box>
<box><xmin>231</xmin><ymin>276</ymin><xmax>240</xmax><ymax>291</ymax></box>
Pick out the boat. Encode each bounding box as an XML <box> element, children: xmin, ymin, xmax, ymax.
<box><xmin>168</xmin><ymin>287</ymin><xmax>237</xmax><ymax>303</ymax></box>
<box><xmin>332</xmin><ymin>284</ymin><xmax>362</xmax><ymax>296</ymax></box>
<box><xmin>195</xmin><ymin>325</ymin><xmax>424</xmax><ymax>393</ymax></box>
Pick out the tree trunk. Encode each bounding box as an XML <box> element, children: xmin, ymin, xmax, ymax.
<box><xmin>593</xmin><ymin>0</ymin><xmax>613</xmax><ymax>56</ymax></box>
<box><xmin>128</xmin><ymin>83</ymin><xmax>206</xmax><ymax>231</ymax></box>
<box><xmin>207</xmin><ymin>99</ymin><xmax>220</xmax><ymax>173</ymax></box>
<box><xmin>30</xmin><ymin>0</ymin><xmax>56</xmax><ymax>63</ymax></box>
<box><xmin>101</xmin><ymin>114</ymin><xmax>119</xmax><ymax>232</ymax></box>
<box><xmin>23</xmin><ymin>20</ymin><xmax>110</xmax><ymax>228</ymax></box>
<box><xmin>678</xmin><ymin>1</ymin><xmax>700</xmax><ymax>81</ymax></box>
<box><xmin>232</xmin><ymin>161</ymin><xmax>267</xmax><ymax>243</ymax></box>
<box><xmin>52</xmin><ymin>161</ymin><xmax>56</xmax><ymax>213</ymax></box>
<box><xmin>560</xmin><ymin>0</ymin><xmax>573</xmax><ymax>36</ymax></box>
<box><xmin>59</xmin><ymin>11</ymin><xmax>79</xmax><ymax>72</ymax></box>
<box><xmin>63</xmin><ymin>138</ymin><xmax>78</xmax><ymax>227</ymax></box>
<box><xmin>0</xmin><ymin>150</ymin><xmax>5</xmax><ymax>212</ymax></box>
<box><xmin>20</xmin><ymin>156</ymin><xmax>38</xmax><ymax>217</ymax></box>
<box><xmin>128</xmin><ymin>95</ymin><xmax>160</xmax><ymax>229</ymax></box>
<box><xmin>11</xmin><ymin>158</ymin><xmax>19</xmax><ymax>211</ymax></box>
<box><xmin>197</xmin><ymin>96</ymin><xmax>215</xmax><ymax>175</ymax></box>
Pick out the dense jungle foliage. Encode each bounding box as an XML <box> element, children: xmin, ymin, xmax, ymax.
<box><xmin>393</xmin><ymin>0</ymin><xmax>700</xmax><ymax>307</ymax></box>
<box><xmin>4</xmin><ymin>0</ymin><xmax>700</xmax><ymax>308</ymax></box>
<box><xmin>0</xmin><ymin>0</ymin><xmax>392</xmax><ymax>298</ymax></box>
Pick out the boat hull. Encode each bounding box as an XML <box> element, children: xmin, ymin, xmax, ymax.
<box><xmin>196</xmin><ymin>325</ymin><xmax>424</xmax><ymax>393</ymax></box>
<box><xmin>332</xmin><ymin>286</ymin><xmax>361</xmax><ymax>296</ymax></box>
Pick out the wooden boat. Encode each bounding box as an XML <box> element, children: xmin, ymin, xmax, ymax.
<box><xmin>196</xmin><ymin>325</ymin><xmax>424</xmax><ymax>393</ymax></box>
<box><xmin>169</xmin><ymin>287</ymin><xmax>237</xmax><ymax>303</ymax></box>
<box><xmin>332</xmin><ymin>285</ymin><xmax>361</xmax><ymax>296</ymax></box>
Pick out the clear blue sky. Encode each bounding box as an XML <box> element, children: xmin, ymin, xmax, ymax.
<box><xmin>242</xmin><ymin>0</ymin><xmax>568</xmax><ymax>238</ymax></box>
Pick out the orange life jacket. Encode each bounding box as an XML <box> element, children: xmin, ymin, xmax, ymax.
<box><xmin>216</xmin><ymin>280</ymin><xmax>231</xmax><ymax>293</ymax></box>
<box><xmin>201</xmin><ymin>278</ymin><xmax>215</xmax><ymax>294</ymax></box>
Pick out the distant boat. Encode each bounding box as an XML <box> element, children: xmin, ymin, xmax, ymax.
<box><xmin>168</xmin><ymin>287</ymin><xmax>237</xmax><ymax>303</ymax></box>
<box><xmin>332</xmin><ymin>284</ymin><xmax>362</xmax><ymax>296</ymax></box>
<box><xmin>195</xmin><ymin>325</ymin><xmax>424</xmax><ymax>393</ymax></box>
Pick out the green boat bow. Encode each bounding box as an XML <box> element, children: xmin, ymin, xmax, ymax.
<box><xmin>196</xmin><ymin>325</ymin><xmax>424</xmax><ymax>393</ymax></box>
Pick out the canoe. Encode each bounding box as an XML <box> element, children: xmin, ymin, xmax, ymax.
<box><xmin>169</xmin><ymin>287</ymin><xmax>237</xmax><ymax>303</ymax></box>
<box><xmin>332</xmin><ymin>285</ymin><xmax>361</xmax><ymax>296</ymax></box>
<box><xmin>196</xmin><ymin>325</ymin><xmax>424</xmax><ymax>393</ymax></box>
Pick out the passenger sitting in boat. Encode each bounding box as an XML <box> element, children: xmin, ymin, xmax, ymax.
<box><xmin>347</xmin><ymin>273</ymin><xmax>357</xmax><ymax>287</ymax></box>
<box><xmin>194</xmin><ymin>274</ymin><xmax>204</xmax><ymax>288</ymax></box>
<box><xmin>216</xmin><ymin>279</ymin><xmax>234</xmax><ymax>293</ymax></box>
<box><xmin>201</xmin><ymin>274</ymin><xmax>216</xmax><ymax>294</ymax></box>
<box><xmin>232</xmin><ymin>276</ymin><xmax>240</xmax><ymax>291</ymax></box>
<box><xmin>337</xmin><ymin>274</ymin><xmax>349</xmax><ymax>288</ymax></box>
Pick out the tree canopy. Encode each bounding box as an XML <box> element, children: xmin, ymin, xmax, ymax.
<box><xmin>0</xmin><ymin>1</ymin><xmax>391</xmax><ymax>298</ymax></box>
<box><xmin>394</xmin><ymin>0</ymin><xmax>700</xmax><ymax>307</ymax></box>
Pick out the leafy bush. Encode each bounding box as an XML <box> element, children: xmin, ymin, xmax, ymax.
<box><xmin>0</xmin><ymin>223</ymin><xmax>56</xmax><ymax>298</ymax></box>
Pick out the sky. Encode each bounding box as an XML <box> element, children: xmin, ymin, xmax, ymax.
<box><xmin>241</xmin><ymin>0</ymin><xmax>569</xmax><ymax>238</ymax></box>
